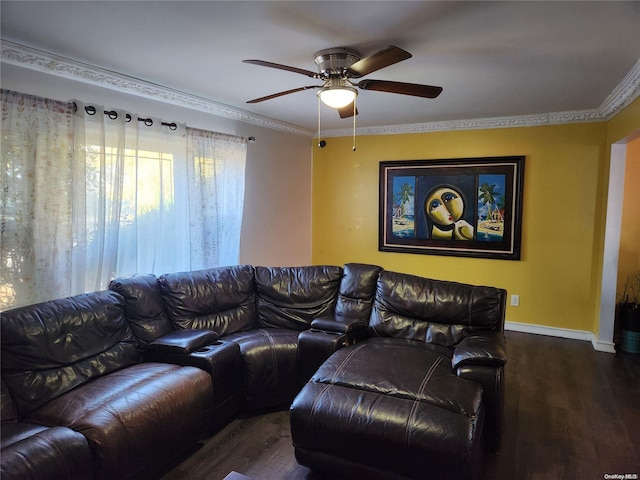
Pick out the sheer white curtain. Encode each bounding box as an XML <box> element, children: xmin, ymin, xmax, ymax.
<box><xmin>187</xmin><ymin>128</ymin><xmax>247</xmax><ymax>269</ymax></box>
<box><xmin>1</xmin><ymin>90</ymin><xmax>247</xmax><ymax>310</ymax></box>
<box><xmin>70</xmin><ymin>102</ymin><xmax>192</xmax><ymax>292</ymax></box>
<box><xmin>1</xmin><ymin>90</ymin><xmax>75</xmax><ymax>308</ymax></box>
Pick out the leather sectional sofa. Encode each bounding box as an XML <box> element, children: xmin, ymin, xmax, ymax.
<box><xmin>291</xmin><ymin>269</ymin><xmax>507</xmax><ymax>480</ymax></box>
<box><xmin>1</xmin><ymin>263</ymin><xmax>506</xmax><ymax>480</ymax></box>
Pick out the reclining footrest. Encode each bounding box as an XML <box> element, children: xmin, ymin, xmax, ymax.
<box><xmin>290</xmin><ymin>340</ymin><xmax>486</xmax><ymax>480</ymax></box>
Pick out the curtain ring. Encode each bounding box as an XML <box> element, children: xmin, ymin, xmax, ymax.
<box><xmin>168</xmin><ymin>123</ymin><xmax>177</xmax><ymax>131</ymax></box>
<box><xmin>125</xmin><ymin>114</ymin><xmax>132</xmax><ymax>123</ymax></box>
<box><xmin>84</xmin><ymin>105</ymin><xmax>96</xmax><ymax>116</ymax></box>
<box><xmin>107</xmin><ymin>110</ymin><xmax>118</xmax><ymax>120</ymax></box>
<box><xmin>144</xmin><ymin>118</ymin><xmax>153</xmax><ymax>127</ymax></box>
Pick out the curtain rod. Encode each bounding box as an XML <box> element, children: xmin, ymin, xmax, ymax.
<box><xmin>73</xmin><ymin>103</ymin><xmax>178</xmax><ymax>130</ymax></box>
<box><xmin>71</xmin><ymin>102</ymin><xmax>255</xmax><ymax>142</ymax></box>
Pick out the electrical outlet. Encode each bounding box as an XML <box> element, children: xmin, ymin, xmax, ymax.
<box><xmin>510</xmin><ymin>294</ymin><xmax>520</xmax><ymax>307</ymax></box>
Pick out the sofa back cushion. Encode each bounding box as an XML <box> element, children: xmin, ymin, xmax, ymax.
<box><xmin>158</xmin><ymin>265</ymin><xmax>257</xmax><ymax>336</ymax></box>
<box><xmin>1</xmin><ymin>291</ymin><xmax>140</xmax><ymax>415</ymax></box>
<box><xmin>255</xmin><ymin>265</ymin><xmax>342</xmax><ymax>330</ymax></box>
<box><xmin>109</xmin><ymin>274</ymin><xmax>174</xmax><ymax>348</ymax></box>
<box><xmin>335</xmin><ymin>263</ymin><xmax>383</xmax><ymax>321</ymax></box>
<box><xmin>370</xmin><ymin>270</ymin><xmax>506</xmax><ymax>347</ymax></box>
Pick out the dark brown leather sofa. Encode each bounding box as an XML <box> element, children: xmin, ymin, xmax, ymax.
<box><xmin>1</xmin><ymin>291</ymin><xmax>213</xmax><ymax>480</ymax></box>
<box><xmin>290</xmin><ymin>270</ymin><xmax>507</xmax><ymax>480</ymax></box>
<box><xmin>1</xmin><ymin>263</ymin><xmax>506</xmax><ymax>480</ymax></box>
<box><xmin>110</xmin><ymin>264</ymin><xmax>343</xmax><ymax>420</ymax></box>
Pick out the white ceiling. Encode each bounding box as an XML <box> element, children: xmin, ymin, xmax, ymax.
<box><xmin>2</xmin><ymin>1</ymin><xmax>640</xmax><ymax>135</ymax></box>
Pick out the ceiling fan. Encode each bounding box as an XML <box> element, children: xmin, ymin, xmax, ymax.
<box><xmin>243</xmin><ymin>46</ymin><xmax>443</xmax><ymax>118</ymax></box>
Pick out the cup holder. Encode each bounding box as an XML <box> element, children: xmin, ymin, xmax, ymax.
<box><xmin>309</xmin><ymin>328</ymin><xmax>340</xmax><ymax>336</ymax></box>
<box><xmin>196</xmin><ymin>340</ymin><xmax>223</xmax><ymax>353</ymax></box>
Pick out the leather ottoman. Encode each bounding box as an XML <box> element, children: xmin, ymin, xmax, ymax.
<box><xmin>290</xmin><ymin>338</ymin><xmax>485</xmax><ymax>480</ymax></box>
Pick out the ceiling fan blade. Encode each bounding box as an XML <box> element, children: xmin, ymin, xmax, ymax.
<box><xmin>243</xmin><ymin>59</ymin><xmax>319</xmax><ymax>79</ymax></box>
<box><xmin>346</xmin><ymin>46</ymin><xmax>412</xmax><ymax>78</ymax></box>
<box><xmin>358</xmin><ymin>79</ymin><xmax>443</xmax><ymax>98</ymax></box>
<box><xmin>338</xmin><ymin>102</ymin><xmax>358</xmax><ymax>119</ymax></box>
<box><xmin>246</xmin><ymin>85</ymin><xmax>319</xmax><ymax>103</ymax></box>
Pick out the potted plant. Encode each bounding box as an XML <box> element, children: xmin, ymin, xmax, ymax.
<box><xmin>618</xmin><ymin>272</ymin><xmax>640</xmax><ymax>353</ymax></box>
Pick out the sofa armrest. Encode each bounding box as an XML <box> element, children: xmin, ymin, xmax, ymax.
<box><xmin>299</xmin><ymin>314</ymin><xmax>370</xmax><ymax>383</ymax></box>
<box><xmin>146</xmin><ymin>329</ymin><xmax>219</xmax><ymax>355</ymax></box>
<box><xmin>0</xmin><ymin>425</ymin><xmax>94</xmax><ymax>480</ymax></box>
<box><xmin>452</xmin><ymin>331</ymin><xmax>507</xmax><ymax>369</ymax></box>
<box><xmin>456</xmin><ymin>364</ymin><xmax>505</xmax><ymax>452</ymax></box>
<box><xmin>144</xmin><ymin>339</ymin><xmax>242</xmax><ymax>433</ymax></box>
<box><xmin>311</xmin><ymin>314</ymin><xmax>369</xmax><ymax>335</ymax></box>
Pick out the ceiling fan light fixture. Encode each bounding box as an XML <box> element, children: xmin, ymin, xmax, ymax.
<box><xmin>318</xmin><ymin>86</ymin><xmax>357</xmax><ymax>109</ymax></box>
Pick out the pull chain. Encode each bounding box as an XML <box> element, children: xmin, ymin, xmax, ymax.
<box><xmin>352</xmin><ymin>97</ymin><xmax>357</xmax><ymax>152</ymax></box>
<box><xmin>317</xmin><ymin>95</ymin><xmax>322</xmax><ymax>148</ymax></box>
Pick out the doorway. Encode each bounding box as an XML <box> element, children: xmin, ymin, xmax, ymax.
<box><xmin>598</xmin><ymin>131</ymin><xmax>640</xmax><ymax>352</ymax></box>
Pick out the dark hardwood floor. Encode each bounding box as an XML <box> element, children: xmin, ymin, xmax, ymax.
<box><xmin>160</xmin><ymin>331</ymin><xmax>640</xmax><ymax>480</ymax></box>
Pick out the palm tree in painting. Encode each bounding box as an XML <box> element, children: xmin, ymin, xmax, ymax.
<box><xmin>496</xmin><ymin>195</ymin><xmax>506</xmax><ymax>220</ymax></box>
<box><xmin>478</xmin><ymin>182</ymin><xmax>503</xmax><ymax>222</ymax></box>
<box><xmin>394</xmin><ymin>183</ymin><xmax>413</xmax><ymax>219</ymax></box>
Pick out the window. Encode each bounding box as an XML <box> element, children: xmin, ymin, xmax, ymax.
<box><xmin>1</xmin><ymin>91</ymin><xmax>246</xmax><ymax>310</ymax></box>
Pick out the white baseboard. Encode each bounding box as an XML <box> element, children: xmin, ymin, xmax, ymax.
<box><xmin>590</xmin><ymin>339</ymin><xmax>617</xmax><ymax>354</ymax></box>
<box><xmin>505</xmin><ymin>321</ymin><xmax>616</xmax><ymax>353</ymax></box>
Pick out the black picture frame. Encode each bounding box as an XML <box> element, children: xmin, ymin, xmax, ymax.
<box><xmin>379</xmin><ymin>156</ymin><xmax>525</xmax><ymax>260</ymax></box>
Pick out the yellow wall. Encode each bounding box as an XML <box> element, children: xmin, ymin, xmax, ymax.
<box><xmin>312</xmin><ymin>123</ymin><xmax>609</xmax><ymax>331</ymax></box>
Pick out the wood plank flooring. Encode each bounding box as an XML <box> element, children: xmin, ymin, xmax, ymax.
<box><xmin>160</xmin><ymin>331</ymin><xmax>640</xmax><ymax>480</ymax></box>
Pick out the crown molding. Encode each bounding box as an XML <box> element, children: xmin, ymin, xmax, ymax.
<box><xmin>322</xmin><ymin>109</ymin><xmax>608</xmax><ymax>137</ymax></box>
<box><xmin>598</xmin><ymin>57</ymin><xmax>640</xmax><ymax>119</ymax></box>
<box><xmin>323</xmin><ymin>58</ymin><xmax>640</xmax><ymax>137</ymax></box>
<box><xmin>0</xmin><ymin>40</ymin><xmax>315</xmax><ymax>137</ymax></box>
<box><xmin>2</xmin><ymin>40</ymin><xmax>638</xmax><ymax>138</ymax></box>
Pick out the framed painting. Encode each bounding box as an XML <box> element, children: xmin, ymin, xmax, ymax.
<box><xmin>379</xmin><ymin>156</ymin><xmax>525</xmax><ymax>260</ymax></box>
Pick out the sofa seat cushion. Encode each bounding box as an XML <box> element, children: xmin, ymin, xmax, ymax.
<box><xmin>1</xmin><ymin>423</ymin><xmax>94</xmax><ymax>480</ymax></box>
<box><xmin>1</xmin><ymin>422</ymin><xmax>49</xmax><ymax>448</ymax></box>
<box><xmin>291</xmin><ymin>337</ymin><xmax>485</xmax><ymax>480</ymax></box>
<box><xmin>312</xmin><ymin>338</ymin><xmax>480</xmax><ymax>416</ymax></box>
<box><xmin>291</xmin><ymin>380</ymin><xmax>484</xmax><ymax>480</ymax></box>
<box><xmin>26</xmin><ymin>363</ymin><xmax>213</xmax><ymax>480</ymax></box>
<box><xmin>225</xmin><ymin>328</ymin><xmax>300</xmax><ymax>410</ymax></box>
